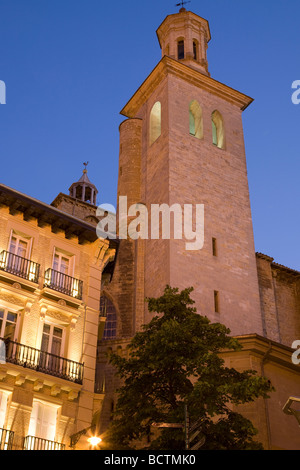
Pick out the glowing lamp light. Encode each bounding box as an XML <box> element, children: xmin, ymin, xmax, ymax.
<box><xmin>28</xmin><ymin>262</ymin><xmax>36</xmax><ymax>282</ymax></box>
<box><xmin>72</xmin><ymin>280</ymin><xmax>79</xmax><ymax>298</ymax></box>
<box><xmin>72</xmin><ymin>288</ymin><xmax>79</xmax><ymax>298</ymax></box>
<box><xmin>87</xmin><ymin>436</ymin><xmax>102</xmax><ymax>448</ymax></box>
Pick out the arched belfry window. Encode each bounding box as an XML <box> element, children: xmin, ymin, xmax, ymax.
<box><xmin>177</xmin><ymin>39</ymin><xmax>185</xmax><ymax>60</ymax></box>
<box><xmin>189</xmin><ymin>100</ymin><xmax>203</xmax><ymax>139</ymax></box>
<box><xmin>100</xmin><ymin>296</ymin><xmax>117</xmax><ymax>340</ymax></box>
<box><xmin>149</xmin><ymin>101</ymin><xmax>161</xmax><ymax>145</ymax></box>
<box><xmin>193</xmin><ymin>40</ymin><xmax>198</xmax><ymax>60</ymax></box>
<box><xmin>211</xmin><ymin>110</ymin><xmax>225</xmax><ymax>149</ymax></box>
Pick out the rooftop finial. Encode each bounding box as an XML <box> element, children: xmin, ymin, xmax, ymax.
<box><xmin>83</xmin><ymin>161</ymin><xmax>89</xmax><ymax>173</ymax></box>
<box><xmin>175</xmin><ymin>0</ymin><xmax>191</xmax><ymax>11</ymax></box>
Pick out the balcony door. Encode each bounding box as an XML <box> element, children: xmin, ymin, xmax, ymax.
<box><xmin>7</xmin><ymin>232</ymin><xmax>31</xmax><ymax>276</ymax></box>
<box><xmin>28</xmin><ymin>400</ymin><xmax>58</xmax><ymax>447</ymax></box>
<box><xmin>40</xmin><ymin>323</ymin><xmax>65</xmax><ymax>373</ymax></box>
<box><xmin>0</xmin><ymin>309</ymin><xmax>18</xmax><ymax>341</ymax></box>
<box><xmin>10</xmin><ymin>236</ymin><xmax>28</xmax><ymax>257</ymax></box>
<box><xmin>53</xmin><ymin>252</ymin><xmax>70</xmax><ymax>276</ymax></box>
<box><xmin>51</xmin><ymin>249</ymin><xmax>75</xmax><ymax>294</ymax></box>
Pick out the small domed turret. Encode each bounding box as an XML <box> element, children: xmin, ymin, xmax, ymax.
<box><xmin>69</xmin><ymin>163</ymin><xmax>98</xmax><ymax>206</ymax></box>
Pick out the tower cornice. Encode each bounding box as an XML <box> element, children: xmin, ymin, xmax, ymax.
<box><xmin>156</xmin><ymin>10</ymin><xmax>211</xmax><ymax>48</ymax></box>
<box><xmin>120</xmin><ymin>56</ymin><xmax>254</xmax><ymax>118</ymax></box>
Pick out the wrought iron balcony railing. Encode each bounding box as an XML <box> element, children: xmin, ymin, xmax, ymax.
<box><xmin>44</xmin><ymin>268</ymin><xmax>83</xmax><ymax>300</ymax></box>
<box><xmin>2</xmin><ymin>338</ymin><xmax>84</xmax><ymax>385</ymax></box>
<box><xmin>0</xmin><ymin>250</ymin><xmax>40</xmax><ymax>284</ymax></box>
<box><xmin>23</xmin><ymin>435</ymin><xmax>65</xmax><ymax>451</ymax></box>
<box><xmin>0</xmin><ymin>428</ymin><xmax>14</xmax><ymax>450</ymax></box>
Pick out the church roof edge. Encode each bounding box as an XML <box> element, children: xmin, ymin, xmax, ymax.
<box><xmin>120</xmin><ymin>56</ymin><xmax>254</xmax><ymax>118</ymax></box>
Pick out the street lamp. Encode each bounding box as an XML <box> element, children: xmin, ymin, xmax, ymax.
<box><xmin>87</xmin><ymin>436</ymin><xmax>102</xmax><ymax>449</ymax></box>
<box><xmin>283</xmin><ymin>396</ymin><xmax>300</xmax><ymax>426</ymax></box>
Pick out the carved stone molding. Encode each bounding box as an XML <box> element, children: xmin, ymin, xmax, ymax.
<box><xmin>12</xmin><ymin>283</ymin><xmax>21</xmax><ymax>290</ymax></box>
<box><xmin>37</xmin><ymin>297</ymin><xmax>82</xmax><ymax>327</ymax></box>
<box><xmin>46</xmin><ymin>309</ymin><xmax>70</xmax><ymax>324</ymax></box>
<box><xmin>68</xmin><ymin>390</ymin><xmax>79</xmax><ymax>402</ymax></box>
<box><xmin>33</xmin><ymin>380</ymin><xmax>44</xmax><ymax>392</ymax></box>
<box><xmin>0</xmin><ymin>370</ymin><xmax>7</xmax><ymax>381</ymax></box>
<box><xmin>70</xmin><ymin>316</ymin><xmax>78</xmax><ymax>332</ymax></box>
<box><xmin>15</xmin><ymin>375</ymin><xmax>26</xmax><ymax>386</ymax></box>
<box><xmin>40</xmin><ymin>304</ymin><xmax>48</xmax><ymax>322</ymax></box>
<box><xmin>0</xmin><ymin>293</ymin><xmax>24</xmax><ymax>309</ymax></box>
<box><xmin>93</xmin><ymin>240</ymin><xmax>116</xmax><ymax>270</ymax></box>
<box><xmin>51</xmin><ymin>385</ymin><xmax>61</xmax><ymax>397</ymax></box>
<box><xmin>24</xmin><ymin>300</ymin><xmax>33</xmax><ymax>317</ymax></box>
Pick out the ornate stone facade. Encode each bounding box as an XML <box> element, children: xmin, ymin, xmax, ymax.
<box><xmin>0</xmin><ymin>182</ymin><xmax>117</xmax><ymax>450</ymax></box>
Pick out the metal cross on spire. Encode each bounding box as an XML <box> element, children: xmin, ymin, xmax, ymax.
<box><xmin>175</xmin><ymin>0</ymin><xmax>191</xmax><ymax>10</ymax></box>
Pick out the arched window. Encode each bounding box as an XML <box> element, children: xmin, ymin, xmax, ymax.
<box><xmin>193</xmin><ymin>40</ymin><xmax>198</xmax><ymax>60</ymax></box>
<box><xmin>211</xmin><ymin>110</ymin><xmax>225</xmax><ymax>149</ymax></box>
<box><xmin>100</xmin><ymin>296</ymin><xmax>117</xmax><ymax>340</ymax></box>
<box><xmin>189</xmin><ymin>100</ymin><xmax>203</xmax><ymax>139</ymax></box>
<box><xmin>177</xmin><ymin>39</ymin><xmax>185</xmax><ymax>60</ymax></box>
<box><xmin>149</xmin><ymin>101</ymin><xmax>161</xmax><ymax>145</ymax></box>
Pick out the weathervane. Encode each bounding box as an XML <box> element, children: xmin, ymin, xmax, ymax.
<box><xmin>175</xmin><ymin>0</ymin><xmax>191</xmax><ymax>10</ymax></box>
<box><xmin>83</xmin><ymin>161</ymin><xmax>89</xmax><ymax>172</ymax></box>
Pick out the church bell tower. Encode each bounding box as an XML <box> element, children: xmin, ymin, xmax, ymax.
<box><xmin>156</xmin><ymin>7</ymin><xmax>211</xmax><ymax>75</ymax></box>
<box><xmin>108</xmin><ymin>6</ymin><xmax>264</xmax><ymax>338</ymax></box>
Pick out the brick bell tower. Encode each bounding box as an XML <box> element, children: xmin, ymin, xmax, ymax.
<box><xmin>105</xmin><ymin>7</ymin><xmax>264</xmax><ymax>343</ymax></box>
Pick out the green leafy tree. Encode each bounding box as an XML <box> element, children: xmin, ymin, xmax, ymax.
<box><xmin>104</xmin><ymin>286</ymin><xmax>274</xmax><ymax>450</ymax></box>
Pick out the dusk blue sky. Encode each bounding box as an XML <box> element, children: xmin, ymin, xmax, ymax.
<box><xmin>0</xmin><ymin>0</ymin><xmax>299</xmax><ymax>271</ymax></box>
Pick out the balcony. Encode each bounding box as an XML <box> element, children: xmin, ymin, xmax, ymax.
<box><xmin>44</xmin><ymin>269</ymin><xmax>83</xmax><ymax>300</ymax></box>
<box><xmin>23</xmin><ymin>436</ymin><xmax>65</xmax><ymax>450</ymax></box>
<box><xmin>0</xmin><ymin>428</ymin><xmax>14</xmax><ymax>450</ymax></box>
<box><xmin>0</xmin><ymin>250</ymin><xmax>40</xmax><ymax>284</ymax></box>
<box><xmin>3</xmin><ymin>338</ymin><xmax>84</xmax><ymax>384</ymax></box>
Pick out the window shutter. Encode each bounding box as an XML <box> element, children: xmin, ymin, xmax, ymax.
<box><xmin>36</xmin><ymin>402</ymin><xmax>57</xmax><ymax>442</ymax></box>
<box><xmin>29</xmin><ymin>401</ymin><xmax>57</xmax><ymax>442</ymax></box>
<box><xmin>28</xmin><ymin>400</ymin><xmax>39</xmax><ymax>438</ymax></box>
<box><xmin>0</xmin><ymin>392</ymin><xmax>8</xmax><ymax>429</ymax></box>
<box><xmin>7</xmin><ymin>230</ymin><xmax>14</xmax><ymax>254</ymax></box>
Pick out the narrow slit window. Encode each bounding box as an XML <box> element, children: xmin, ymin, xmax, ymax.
<box><xmin>214</xmin><ymin>291</ymin><xmax>220</xmax><ymax>313</ymax></box>
<box><xmin>193</xmin><ymin>41</ymin><xmax>197</xmax><ymax>60</ymax></box>
<box><xmin>178</xmin><ymin>40</ymin><xmax>185</xmax><ymax>60</ymax></box>
<box><xmin>212</xmin><ymin>238</ymin><xmax>217</xmax><ymax>257</ymax></box>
